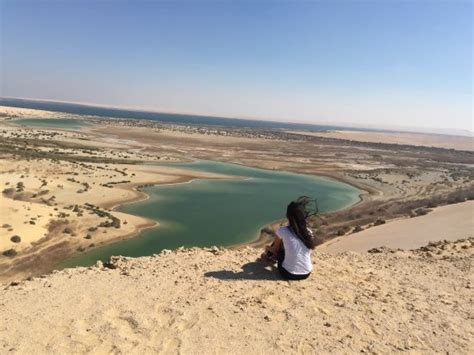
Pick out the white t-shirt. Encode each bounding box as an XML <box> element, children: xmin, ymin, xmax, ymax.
<box><xmin>277</xmin><ymin>226</ymin><xmax>313</xmax><ymax>275</ymax></box>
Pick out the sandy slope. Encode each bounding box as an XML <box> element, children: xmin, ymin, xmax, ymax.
<box><xmin>286</xmin><ymin>130</ymin><xmax>474</xmax><ymax>151</ymax></box>
<box><xmin>1</xmin><ymin>239</ymin><xmax>472</xmax><ymax>354</ymax></box>
<box><xmin>320</xmin><ymin>201</ymin><xmax>474</xmax><ymax>253</ymax></box>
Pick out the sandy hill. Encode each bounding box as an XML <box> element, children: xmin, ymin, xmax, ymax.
<box><xmin>1</xmin><ymin>239</ymin><xmax>473</xmax><ymax>354</ymax></box>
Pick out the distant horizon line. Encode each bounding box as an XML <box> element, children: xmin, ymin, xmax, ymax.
<box><xmin>1</xmin><ymin>96</ymin><xmax>472</xmax><ymax>137</ymax></box>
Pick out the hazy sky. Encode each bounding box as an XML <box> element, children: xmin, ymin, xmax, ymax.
<box><xmin>1</xmin><ymin>0</ymin><xmax>472</xmax><ymax>131</ymax></box>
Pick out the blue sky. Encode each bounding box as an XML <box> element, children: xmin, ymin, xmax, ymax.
<box><xmin>1</xmin><ymin>0</ymin><xmax>472</xmax><ymax>131</ymax></box>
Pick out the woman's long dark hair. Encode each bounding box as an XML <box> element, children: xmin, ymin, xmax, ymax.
<box><xmin>286</xmin><ymin>196</ymin><xmax>318</xmax><ymax>249</ymax></box>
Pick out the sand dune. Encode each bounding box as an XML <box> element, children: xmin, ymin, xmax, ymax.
<box><xmin>320</xmin><ymin>201</ymin><xmax>474</xmax><ymax>254</ymax></box>
<box><xmin>287</xmin><ymin>130</ymin><xmax>474</xmax><ymax>151</ymax></box>
<box><xmin>1</xmin><ymin>239</ymin><xmax>472</xmax><ymax>354</ymax></box>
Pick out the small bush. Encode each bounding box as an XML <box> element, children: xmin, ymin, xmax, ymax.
<box><xmin>2</xmin><ymin>188</ymin><xmax>15</xmax><ymax>195</ymax></box>
<box><xmin>415</xmin><ymin>208</ymin><xmax>432</xmax><ymax>216</ymax></box>
<box><xmin>10</xmin><ymin>235</ymin><xmax>21</xmax><ymax>243</ymax></box>
<box><xmin>3</xmin><ymin>249</ymin><xmax>17</xmax><ymax>257</ymax></box>
<box><xmin>374</xmin><ymin>219</ymin><xmax>386</xmax><ymax>226</ymax></box>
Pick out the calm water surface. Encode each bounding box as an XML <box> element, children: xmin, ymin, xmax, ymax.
<box><xmin>60</xmin><ymin>160</ymin><xmax>360</xmax><ymax>268</ymax></box>
<box><xmin>2</xmin><ymin>98</ymin><xmax>353</xmax><ymax>131</ymax></box>
<box><xmin>12</xmin><ymin>118</ymin><xmax>89</xmax><ymax>129</ymax></box>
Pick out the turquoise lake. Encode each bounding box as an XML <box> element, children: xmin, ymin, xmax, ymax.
<box><xmin>60</xmin><ymin>160</ymin><xmax>361</xmax><ymax>268</ymax></box>
<box><xmin>12</xmin><ymin>118</ymin><xmax>89</xmax><ymax>129</ymax></box>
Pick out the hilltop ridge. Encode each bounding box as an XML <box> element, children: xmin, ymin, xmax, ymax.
<box><xmin>1</xmin><ymin>239</ymin><xmax>472</xmax><ymax>354</ymax></box>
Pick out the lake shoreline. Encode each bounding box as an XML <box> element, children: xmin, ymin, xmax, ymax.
<box><xmin>0</xmin><ymin>154</ymin><xmax>230</xmax><ymax>283</ymax></box>
<box><xmin>2</xmin><ymin>105</ymin><xmax>472</xmax><ymax>283</ymax></box>
<box><xmin>56</xmin><ymin>171</ymin><xmax>248</xmax><ymax>271</ymax></box>
<box><xmin>58</xmin><ymin>160</ymin><xmax>364</xmax><ymax>269</ymax></box>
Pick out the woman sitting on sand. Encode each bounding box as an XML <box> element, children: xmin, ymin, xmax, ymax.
<box><xmin>261</xmin><ymin>197</ymin><xmax>318</xmax><ymax>280</ymax></box>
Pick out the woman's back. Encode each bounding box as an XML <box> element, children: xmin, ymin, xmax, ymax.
<box><xmin>277</xmin><ymin>226</ymin><xmax>313</xmax><ymax>275</ymax></box>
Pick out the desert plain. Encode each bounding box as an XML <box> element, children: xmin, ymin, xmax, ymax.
<box><xmin>0</xmin><ymin>105</ymin><xmax>473</xmax><ymax>353</ymax></box>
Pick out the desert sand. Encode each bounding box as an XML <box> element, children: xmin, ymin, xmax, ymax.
<box><xmin>1</xmin><ymin>239</ymin><xmax>472</xmax><ymax>354</ymax></box>
<box><xmin>287</xmin><ymin>130</ymin><xmax>474</xmax><ymax>151</ymax></box>
<box><xmin>0</xmin><ymin>106</ymin><xmax>60</xmax><ymax>119</ymax></box>
<box><xmin>0</xmin><ymin>105</ymin><xmax>473</xmax><ymax>354</ymax></box>
<box><xmin>320</xmin><ymin>201</ymin><xmax>474</xmax><ymax>253</ymax></box>
<box><xmin>1</xmin><ymin>104</ymin><xmax>474</xmax><ymax>282</ymax></box>
<box><xmin>0</xmin><ymin>153</ymin><xmax>229</xmax><ymax>283</ymax></box>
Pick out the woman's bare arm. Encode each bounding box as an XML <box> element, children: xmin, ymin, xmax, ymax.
<box><xmin>267</xmin><ymin>236</ymin><xmax>282</xmax><ymax>256</ymax></box>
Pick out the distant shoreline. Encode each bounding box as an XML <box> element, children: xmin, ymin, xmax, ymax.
<box><xmin>2</xmin><ymin>104</ymin><xmax>472</xmax><ymax>284</ymax></box>
<box><xmin>5</xmin><ymin>97</ymin><xmax>467</xmax><ymax>136</ymax></box>
<box><xmin>0</xmin><ymin>98</ymin><xmax>353</xmax><ymax>131</ymax></box>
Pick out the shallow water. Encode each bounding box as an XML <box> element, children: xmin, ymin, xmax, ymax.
<box><xmin>12</xmin><ymin>118</ymin><xmax>89</xmax><ymax>129</ymax></box>
<box><xmin>2</xmin><ymin>97</ymin><xmax>353</xmax><ymax>131</ymax></box>
<box><xmin>60</xmin><ymin>160</ymin><xmax>360</xmax><ymax>268</ymax></box>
